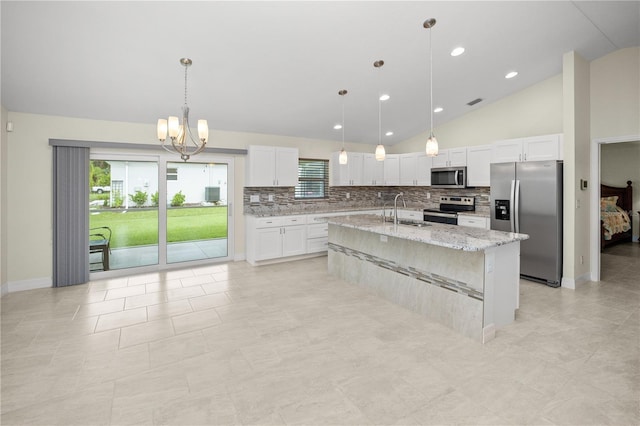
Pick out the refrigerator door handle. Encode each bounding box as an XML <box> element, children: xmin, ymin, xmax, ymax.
<box><xmin>514</xmin><ymin>179</ymin><xmax>521</xmax><ymax>233</ymax></box>
<box><xmin>509</xmin><ymin>179</ymin><xmax>516</xmax><ymax>232</ymax></box>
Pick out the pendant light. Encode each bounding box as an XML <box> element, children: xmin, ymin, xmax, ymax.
<box><xmin>338</xmin><ymin>89</ymin><xmax>348</xmax><ymax>165</ymax></box>
<box><xmin>374</xmin><ymin>60</ymin><xmax>386</xmax><ymax>161</ymax></box>
<box><xmin>424</xmin><ymin>19</ymin><xmax>439</xmax><ymax>157</ymax></box>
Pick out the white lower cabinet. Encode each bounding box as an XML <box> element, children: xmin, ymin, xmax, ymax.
<box><xmin>457</xmin><ymin>215</ymin><xmax>489</xmax><ymax>229</ymax></box>
<box><xmin>247</xmin><ymin>215</ymin><xmax>307</xmax><ymax>263</ymax></box>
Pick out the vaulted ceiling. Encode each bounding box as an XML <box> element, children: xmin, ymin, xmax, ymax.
<box><xmin>2</xmin><ymin>1</ymin><xmax>639</xmax><ymax>145</ymax></box>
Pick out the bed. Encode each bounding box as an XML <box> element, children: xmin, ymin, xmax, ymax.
<box><xmin>601</xmin><ymin>180</ymin><xmax>633</xmax><ymax>250</ymax></box>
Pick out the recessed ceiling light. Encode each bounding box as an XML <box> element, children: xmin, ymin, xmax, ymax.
<box><xmin>505</xmin><ymin>71</ymin><xmax>518</xmax><ymax>79</ymax></box>
<box><xmin>450</xmin><ymin>47</ymin><xmax>465</xmax><ymax>57</ymax></box>
<box><xmin>379</xmin><ymin>94</ymin><xmax>390</xmax><ymax>101</ymax></box>
<box><xmin>385</xmin><ymin>131</ymin><xmax>393</xmax><ymax>136</ymax></box>
<box><xmin>434</xmin><ymin>107</ymin><xmax>444</xmax><ymax>113</ymax></box>
<box><xmin>333</xmin><ymin>124</ymin><xmax>342</xmax><ymax>130</ymax></box>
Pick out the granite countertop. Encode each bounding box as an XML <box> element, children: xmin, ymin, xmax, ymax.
<box><xmin>327</xmin><ymin>214</ymin><xmax>528</xmax><ymax>251</ymax></box>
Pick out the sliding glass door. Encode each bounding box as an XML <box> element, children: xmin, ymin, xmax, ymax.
<box><xmin>166</xmin><ymin>161</ymin><xmax>228</xmax><ymax>264</ymax></box>
<box><xmin>89</xmin><ymin>153</ymin><xmax>233</xmax><ymax>274</ymax></box>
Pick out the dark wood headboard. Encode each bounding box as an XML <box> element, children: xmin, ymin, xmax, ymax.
<box><xmin>601</xmin><ymin>180</ymin><xmax>633</xmax><ymax>212</ymax></box>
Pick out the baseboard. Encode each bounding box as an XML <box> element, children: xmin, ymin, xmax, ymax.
<box><xmin>561</xmin><ymin>272</ymin><xmax>590</xmax><ymax>290</ymax></box>
<box><xmin>2</xmin><ymin>277</ymin><xmax>52</xmax><ymax>296</ymax></box>
<box><xmin>233</xmin><ymin>252</ymin><xmax>246</xmax><ymax>262</ymax></box>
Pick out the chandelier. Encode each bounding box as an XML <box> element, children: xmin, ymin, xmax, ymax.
<box><xmin>424</xmin><ymin>19</ymin><xmax>439</xmax><ymax>157</ymax></box>
<box><xmin>157</xmin><ymin>58</ymin><xmax>209</xmax><ymax>162</ymax></box>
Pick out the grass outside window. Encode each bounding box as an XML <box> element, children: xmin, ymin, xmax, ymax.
<box><xmin>89</xmin><ymin>206</ymin><xmax>228</xmax><ymax>249</ymax></box>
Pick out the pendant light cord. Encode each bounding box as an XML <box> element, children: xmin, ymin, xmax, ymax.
<box><xmin>429</xmin><ymin>26</ymin><xmax>433</xmax><ymax>137</ymax></box>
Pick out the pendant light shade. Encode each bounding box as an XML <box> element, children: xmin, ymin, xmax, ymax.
<box><xmin>375</xmin><ymin>143</ymin><xmax>386</xmax><ymax>161</ymax></box>
<box><xmin>374</xmin><ymin>60</ymin><xmax>386</xmax><ymax>161</ymax></box>
<box><xmin>424</xmin><ymin>19</ymin><xmax>439</xmax><ymax>157</ymax></box>
<box><xmin>338</xmin><ymin>89</ymin><xmax>348</xmax><ymax>165</ymax></box>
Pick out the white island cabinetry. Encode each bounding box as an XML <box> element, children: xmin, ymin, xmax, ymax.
<box><xmin>327</xmin><ymin>215</ymin><xmax>528</xmax><ymax>343</ymax></box>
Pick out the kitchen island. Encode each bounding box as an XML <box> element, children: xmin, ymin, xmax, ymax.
<box><xmin>327</xmin><ymin>215</ymin><xmax>529</xmax><ymax>343</ymax></box>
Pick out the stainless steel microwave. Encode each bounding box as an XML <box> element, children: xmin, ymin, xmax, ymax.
<box><xmin>430</xmin><ymin>166</ymin><xmax>467</xmax><ymax>188</ymax></box>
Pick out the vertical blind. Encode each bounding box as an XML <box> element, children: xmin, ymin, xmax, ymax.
<box><xmin>295</xmin><ymin>159</ymin><xmax>329</xmax><ymax>199</ymax></box>
<box><xmin>52</xmin><ymin>146</ymin><xmax>90</xmax><ymax>286</ymax></box>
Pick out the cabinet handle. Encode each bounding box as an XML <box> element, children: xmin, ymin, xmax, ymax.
<box><xmin>524</xmin><ymin>153</ymin><xmax>527</xmax><ymax>161</ymax></box>
<box><xmin>519</xmin><ymin>154</ymin><xmax>522</xmax><ymax>162</ymax></box>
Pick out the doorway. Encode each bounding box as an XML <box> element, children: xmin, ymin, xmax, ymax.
<box><xmin>590</xmin><ymin>135</ymin><xmax>640</xmax><ymax>281</ymax></box>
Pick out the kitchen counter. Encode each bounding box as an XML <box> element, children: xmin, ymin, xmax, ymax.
<box><xmin>326</xmin><ymin>214</ymin><xmax>526</xmax><ymax>251</ymax></box>
<box><xmin>327</xmin><ymin>214</ymin><xmax>526</xmax><ymax>343</ymax></box>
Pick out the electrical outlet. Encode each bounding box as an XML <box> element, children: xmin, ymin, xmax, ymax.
<box><xmin>378</xmin><ymin>192</ymin><xmax>381</xmax><ymax>198</ymax></box>
<box><xmin>249</xmin><ymin>195</ymin><xmax>259</xmax><ymax>203</ymax></box>
<box><xmin>426</xmin><ymin>192</ymin><xmax>431</xmax><ymax>199</ymax></box>
<box><xmin>346</xmin><ymin>192</ymin><xmax>350</xmax><ymax>199</ymax></box>
<box><xmin>268</xmin><ymin>194</ymin><xmax>274</xmax><ymax>202</ymax></box>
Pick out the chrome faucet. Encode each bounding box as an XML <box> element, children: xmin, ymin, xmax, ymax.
<box><xmin>393</xmin><ymin>193</ymin><xmax>406</xmax><ymax>225</ymax></box>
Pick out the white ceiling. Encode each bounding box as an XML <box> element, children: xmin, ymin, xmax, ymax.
<box><xmin>2</xmin><ymin>1</ymin><xmax>639</xmax><ymax>146</ymax></box>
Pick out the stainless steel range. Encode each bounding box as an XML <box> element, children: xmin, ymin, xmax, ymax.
<box><xmin>423</xmin><ymin>196</ymin><xmax>475</xmax><ymax>225</ymax></box>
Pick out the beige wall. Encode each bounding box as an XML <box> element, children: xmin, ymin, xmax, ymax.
<box><xmin>601</xmin><ymin>142</ymin><xmax>640</xmax><ymax>240</ymax></box>
<box><xmin>392</xmin><ymin>74</ymin><xmax>563</xmax><ymax>153</ymax></box>
<box><xmin>591</xmin><ymin>47</ymin><xmax>640</xmax><ymax>139</ymax></box>
<box><xmin>2</xmin><ymin>111</ymin><xmax>372</xmax><ymax>285</ymax></box>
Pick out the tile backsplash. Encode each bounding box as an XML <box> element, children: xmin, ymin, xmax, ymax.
<box><xmin>244</xmin><ymin>186</ymin><xmax>490</xmax><ymax>216</ymax></box>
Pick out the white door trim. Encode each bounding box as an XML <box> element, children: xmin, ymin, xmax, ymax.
<box><xmin>590</xmin><ymin>134</ymin><xmax>640</xmax><ymax>281</ymax></box>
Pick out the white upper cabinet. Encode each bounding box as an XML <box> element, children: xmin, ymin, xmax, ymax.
<box><xmin>399</xmin><ymin>152</ymin><xmax>431</xmax><ymax>186</ymax></box>
<box><xmin>247</xmin><ymin>145</ymin><xmax>299</xmax><ymax>187</ymax></box>
<box><xmin>330</xmin><ymin>151</ymin><xmax>363</xmax><ymax>186</ymax></box>
<box><xmin>383</xmin><ymin>154</ymin><xmax>400</xmax><ymax>186</ymax></box>
<box><xmin>491</xmin><ymin>133</ymin><xmax>563</xmax><ymax>163</ymax></box>
<box><xmin>431</xmin><ymin>148</ymin><xmax>467</xmax><ymax>168</ymax></box>
<box><xmin>362</xmin><ymin>153</ymin><xmax>385</xmax><ymax>186</ymax></box>
<box><xmin>466</xmin><ymin>145</ymin><xmax>492</xmax><ymax>187</ymax></box>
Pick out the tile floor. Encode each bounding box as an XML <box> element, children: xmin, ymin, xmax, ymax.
<box><xmin>2</xmin><ymin>243</ymin><xmax>639</xmax><ymax>425</ymax></box>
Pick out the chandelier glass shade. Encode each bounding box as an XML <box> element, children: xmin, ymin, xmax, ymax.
<box><xmin>424</xmin><ymin>19</ymin><xmax>439</xmax><ymax>157</ymax></box>
<box><xmin>338</xmin><ymin>89</ymin><xmax>348</xmax><ymax>165</ymax></box>
<box><xmin>157</xmin><ymin>58</ymin><xmax>208</xmax><ymax>162</ymax></box>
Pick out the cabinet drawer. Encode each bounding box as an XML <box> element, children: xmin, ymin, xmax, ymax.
<box><xmin>307</xmin><ymin>223</ymin><xmax>329</xmax><ymax>238</ymax></box>
<box><xmin>254</xmin><ymin>217</ymin><xmax>285</xmax><ymax>228</ymax></box>
<box><xmin>283</xmin><ymin>216</ymin><xmax>307</xmax><ymax>226</ymax></box>
<box><xmin>458</xmin><ymin>216</ymin><xmax>489</xmax><ymax>229</ymax></box>
<box><xmin>307</xmin><ymin>237</ymin><xmax>328</xmax><ymax>253</ymax></box>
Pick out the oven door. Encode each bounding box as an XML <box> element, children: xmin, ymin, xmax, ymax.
<box><xmin>430</xmin><ymin>167</ymin><xmax>467</xmax><ymax>188</ymax></box>
<box><xmin>423</xmin><ymin>211</ymin><xmax>458</xmax><ymax>225</ymax></box>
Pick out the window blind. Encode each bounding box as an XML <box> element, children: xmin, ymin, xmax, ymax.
<box><xmin>295</xmin><ymin>159</ymin><xmax>328</xmax><ymax>199</ymax></box>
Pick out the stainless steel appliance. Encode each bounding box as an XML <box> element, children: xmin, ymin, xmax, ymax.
<box><xmin>490</xmin><ymin>160</ymin><xmax>563</xmax><ymax>287</ymax></box>
<box><xmin>430</xmin><ymin>166</ymin><xmax>467</xmax><ymax>188</ymax></box>
<box><xmin>424</xmin><ymin>195</ymin><xmax>475</xmax><ymax>225</ymax></box>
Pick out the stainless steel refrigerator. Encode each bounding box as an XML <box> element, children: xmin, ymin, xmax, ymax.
<box><xmin>490</xmin><ymin>160</ymin><xmax>563</xmax><ymax>287</ymax></box>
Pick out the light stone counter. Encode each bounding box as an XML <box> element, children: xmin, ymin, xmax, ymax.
<box><xmin>326</xmin><ymin>214</ymin><xmax>528</xmax><ymax>251</ymax></box>
<box><xmin>327</xmin><ymin>215</ymin><xmax>528</xmax><ymax>343</ymax></box>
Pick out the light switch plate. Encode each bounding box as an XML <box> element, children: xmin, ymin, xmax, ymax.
<box><xmin>250</xmin><ymin>195</ymin><xmax>259</xmax><ymax>203</ymax></box>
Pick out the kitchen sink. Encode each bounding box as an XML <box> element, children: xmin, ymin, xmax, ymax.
<box><xmin>397</xmin><ymin>220</ymin><xmax>431</xmax><ymax>228</ymax></box>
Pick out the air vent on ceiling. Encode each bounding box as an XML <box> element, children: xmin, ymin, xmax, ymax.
<box><xmin>467</xmin><ymin>98</ymin><xmax>483</xmax><ymax>106</ymax></box>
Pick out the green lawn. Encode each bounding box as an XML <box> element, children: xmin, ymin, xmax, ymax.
<box><xmin>89</xmin><ymin>206</ymin><xmax>228</xmax><ymax>249</ymax></box>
